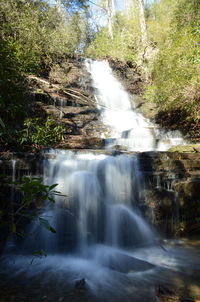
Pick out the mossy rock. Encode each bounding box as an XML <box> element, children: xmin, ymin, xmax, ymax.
<box><xmin>168</xmin><ymin>144</ymin><xmax>200</xmax><ymax>153</ymax></box>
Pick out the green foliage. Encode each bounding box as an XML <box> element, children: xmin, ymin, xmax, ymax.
<box><xmin>19</xmin><ymin>177</ymin><xmax>59</xmax><ymax>206</ymax></box>
<box><xmin>0</xmin><ymin>0</ymin><xmax>88</xmax><ymax>149</ymax></box>
<box><xmin>147</xmin><ymin>0</ymin><xmax>178</xmax><ymax>46</ymax></box>
<box><xmin>0</xmin><ymin>0</ymin><xmax>81</xmax><ymax>75</ymax></box>
<box><xmin>0</xmin><ymin>117</ymin><xmax>65</xmax><ymax>149</ymax></box>
<box><xmin>0</xmin><ymin>126</ymin><xmax>21</xmax><ymax>149</ymax></box>
<box><xmin>85</xmin><ymin>11</ymin><xmax>142</xmax><ymax>62</ymax></box>
<box><xmin>39</xmin><ymin>217</ymin><xmax>56</xmax><ymax>233</ymax></box>
<box><xmin>173</xmin><ymin>0</ymin><xmax>200</xmax><ymax>30</ymax></box>
<box><xmin>19</xmin><ymin>117</ymin><xmax>65</xmax><ymax>147</ymax></box>
<box><xmin>87</xmin><ymin>0</ymin><xmax>200</xmax><ymax>127</ymax></box>
<box><xmin>19</xmin><ymin>177</ymin><xmax>60</xmax><ymax>234</ymax></box>
<box><xmin>0</xmin><ymin>177</ymin><xmax>65</xmax><ymax>238</ymax></box>
<box><xmin>146</xmin><ymin>0</ymin><xmax>200</xmax><ymax>124</ymax></box>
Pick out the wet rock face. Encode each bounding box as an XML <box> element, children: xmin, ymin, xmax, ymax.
<box><xmin>57</xmin><ymin>136</ymin><xmax>105</xmax><ymax>149</ymax></box>
<box><xmin>172</xmin><ymin>179</ymin><xmax>200</xmax><ymax>236</ymax></box>
<box><xmin>174</xmin><ymin>179</ymin><xmax>200</xmax><ymax>200</ymax></box>
<box><xmin>139</xmin><ymin>152</ymin><xmax>200</xmax><ymax>237</ymax></box>
<box><xmin>108</xmin><ymin>58</ymin><xmax>144</xmax><ymax>95</ymax></box>
<box><xmin>27</xmin><ymin>58</ymin><xmax>106</xmax><ymax>150</ymax></box>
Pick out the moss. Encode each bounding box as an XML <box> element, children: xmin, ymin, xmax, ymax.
<box><xmin>168</xmin><ymin>144</ymin><xmax>200</xmax><ymax>153</ymax></box>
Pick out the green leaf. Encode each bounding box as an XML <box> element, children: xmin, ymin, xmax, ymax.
<box><xmin>53</xmin><ymin>193</ymin><xmax>66</xmax><ymax>197</ymax></box>
<box><xmin>48</xmin><ymin>197</ymin><xmax>56</xmax><ymax>203</ymax></box>
<box><xmin>49</xmin><ymin>184</ymin><xmax>58</xmax><ymax>190</ymax></box>
<box><xmin>0</xmin><ymin>118</ymin><xmax>5</xmax><ymax>128</ymax></box>
<box><xmin>39</xmin><ymin>217</ymin><xmax>56</xmax><ymax>233</ymax></box>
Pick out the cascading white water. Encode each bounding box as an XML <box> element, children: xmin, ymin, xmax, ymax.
<box><xmin>22</xmin><ymin>151</ymin><xmax>155</xmax><ymax>255</ymax></box>
<box><xmin>85</xmin><ymin>59</ymin><xmax>185</xmax><ymax>151</ymax></box>
<box><xmin>6</xmin><ymin>60</ymin><xmax>184</xmax><ymax>263</ymax></box>
<box><xmin>2</xmin><ymin>60</ymin><xmax>200</xmax><ymax>302</ymax></box>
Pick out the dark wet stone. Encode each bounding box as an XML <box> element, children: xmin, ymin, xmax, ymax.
<box><xmin>104</xmin><ymin>252</ymin><xmax>155</xmax><ymax>273</ymax></box>
<box><xmin>75</xmin><ymin>278</ymin><xmax>87</xmax><ymax>290</ymax></box>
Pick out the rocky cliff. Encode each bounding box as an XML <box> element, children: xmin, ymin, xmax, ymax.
<box><xmin>27</xmin><ymin>58</ymin><xmax>106</xmax><ymax>150</ymax></box>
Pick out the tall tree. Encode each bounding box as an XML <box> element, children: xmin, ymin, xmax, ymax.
<box><xmin>55</xmin><ymin>0</ymin><xmax>61</xmax><ymax>10</ymax></box>
<box><xmin>137</xmin><ymin>0</ymin><xmax>148</xmax><ymax>46</ymax></box>
<box><xmin>106</xmin><ymin>0</ymin><xmax>115</xmax><ymax>39</ymax></box>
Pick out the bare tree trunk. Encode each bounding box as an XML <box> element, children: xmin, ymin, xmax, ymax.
<box><xmin>55</xmin><ymin>0</ymin><xmax>61</xmax><ymax>11</ymax></box>
<box><xmin>124</xmin><ymin>0</ymin><xmax>132</xmax><ymax>14</ymax></box>
<box><xmin>124</xmin><ymin>0</ymin><xmax>128</xmax><ymax>12</ymax></box>
<box><xmin>111</xmin><ymin>0</ymin><xmax>115</xmax><ymax>15</ymax></box>
<box><xmin>107</xmin><ymin>0</ymin><xmax>114</xmax><ymax>40</ymax></box>
<box><xmin>137</xmin><ymin>0</ymin><xmax>148</xmax><ymax>46</ymax></box>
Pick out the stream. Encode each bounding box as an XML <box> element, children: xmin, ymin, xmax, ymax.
<box><xmin>0</xmin><ymin>60</ymin><xmax>199</xmax><ymax>302</ymax></box>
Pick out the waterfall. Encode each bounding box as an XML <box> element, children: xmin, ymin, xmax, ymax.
<box><xmin>22</xmin><ymin>152</ymin><xmax>156</xmax><ymax>255</ymax></box>
<box><xmin>85</xmin><ymin>59</ymin><xmax>185</xmax><ymax>151</ymax></box>
<box><xmin>2</xmin><ymin>60</ymin><xmax>198</xmax><ymax>302</ymax></box>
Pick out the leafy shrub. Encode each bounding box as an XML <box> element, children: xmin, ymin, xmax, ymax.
<box><xmin>146</xmin><ymin>0</ymin><xmax>200</xmax><ymax>124</ymax></box>
<box><xmin>0</xmin><ymin>0</ymin><xmax>87</xmax><ymax>149</ymax></box>
<box><xmin>0</xmin><ymin>176</ymin><xmax>64</xmax><ymax>239</ymax></box>
<box><xmin>0</xmin><ymin>0</ymin><xmax>81</xmax><ymax>75</ymax></box>
<box><xmin>19</xmin><ymin>117</ymin><xmax>65</xmax><ymax>147</ymax></box>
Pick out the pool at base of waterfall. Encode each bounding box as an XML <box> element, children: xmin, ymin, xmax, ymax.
<box><xmin>1</xmin><ymin>242</ymin><xmax>200</xmax><ymax>302</ymax></box>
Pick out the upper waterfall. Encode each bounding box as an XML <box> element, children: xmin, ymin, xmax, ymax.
<box><xmin>85</xmin><ymin>59</ymin><xmax>185</xmax><ymax>152</ymax></box>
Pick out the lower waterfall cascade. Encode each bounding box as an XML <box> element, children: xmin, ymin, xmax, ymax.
<box><xmin>1</xmin><ymin>60</ymin><xmax>200</xmax><ymax>302</ymax></box>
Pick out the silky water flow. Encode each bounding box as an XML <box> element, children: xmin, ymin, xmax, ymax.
<box><xmin>85</xmin><ymin>59</ymin><xmax>185</xmax><ymax>151</ymax></box>
<box><xmin>2</xmin><ymin>60</ymin><xmax>199</xmax><ymax>302</ymax></box>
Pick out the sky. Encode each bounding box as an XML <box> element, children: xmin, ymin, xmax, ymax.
<box><xmin>49</xmin><ymin>0</ymin><xmax>155</xmax><ymax>7</ymax></box>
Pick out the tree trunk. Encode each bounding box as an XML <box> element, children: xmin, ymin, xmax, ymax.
<box><xmin>137</xmin><ymin>0</ymin><xmax>148</xmax><ymax>46</ymax></box>
<box><xmin>107</xmin><ymin>0</ymin><xmax>115</xmax><ymax>40</ymax></box>
<box><xmin>55</xmin><ymin>0</ymin><xmax>61</xmax><ymax>11</ymax></box>
<box><xmin>111</xmin><ymin>0</ymin><xmax>116</xmax><ymax>15</ymax></box>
